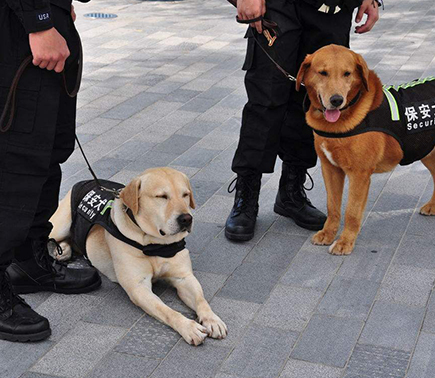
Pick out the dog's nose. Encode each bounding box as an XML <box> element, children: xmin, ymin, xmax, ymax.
<box><xmin>330</xmin><ymin>94</ymin><xmax>344</xmax><ymax>108</ymax></box>
<box><xmin>177</xmin><ymin>214</ymin><xmax>193</xmax><ymax>228</ymax></box>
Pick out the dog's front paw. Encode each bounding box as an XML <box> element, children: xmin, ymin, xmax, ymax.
<box><xmin>420</xmin><ymin>202</ymin><xmax>435</xmax><ymax>216</ymax></box>
<box><xmin>312</xmin><ymin>230</ymin><xmax>335</xmax><ymax>246</ymax></box>
<box><xmin>328</xmin><ymin>238</ymin><xmax>354</xmax><ymax>255</ymax></box>
<box><xmin>198</xmin><ymin>313</ymin><xmax>228</xmax><ymax>340</ymax></box>
<box><xmin>180</xmin><ymin>319</ymin><xmax>208</xmax><ymax>346</ymax></box>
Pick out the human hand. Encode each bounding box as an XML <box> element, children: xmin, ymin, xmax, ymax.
<box><xmin>237</xmin><ymin>0</ymin><xmax>266</xmax><ymax>34</ymax></box>
<box><xmin>71</xmin><ymin>4</ymin><xmax>76</xmax><ymax>22</ymax></box>
<box><xmin>355</xmin><ymin>0</ymin><xmax>379</xmax><ymax>34</ymax></box>
<box><xmin>29</xmin><ymin>28</ymin><xmax>70</xmax><ymax>73</ymax></box>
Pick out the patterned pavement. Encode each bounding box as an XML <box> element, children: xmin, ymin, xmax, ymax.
<box><xmin>2</xmin><ymin>0</ymin><xmax>435</xmax><ymax>377</ymax></box>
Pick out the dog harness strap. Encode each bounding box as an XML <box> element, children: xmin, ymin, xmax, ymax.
<box><xmin>311</xmin><ymin>79</ymin><xmax>435</xmax><ymax>166</ymax></box>
<box><xmin>70</xmin><ymin>180</ymin><xmax>186</xmax><ymax>259</ymax></box>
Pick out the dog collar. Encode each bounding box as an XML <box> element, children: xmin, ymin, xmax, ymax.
<box><xmin>107</xmin><ymin>215</ymin><xmax>186</xmax><ymax>258</ymax></box>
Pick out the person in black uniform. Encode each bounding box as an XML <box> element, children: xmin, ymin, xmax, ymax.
<box><xmin>225</xmin><ymin>0</ymin><xmax>381</xmax><ymax>241</ymax></box>
<box><xmin>0</xmin><ymin>0</ymin><xmax>101</xmax><ymax>342</ymax></box>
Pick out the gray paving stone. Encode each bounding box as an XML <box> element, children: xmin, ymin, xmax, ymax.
<box><xmin>246</xmin><ymin>232</ymin><xmax>306</xmax><ymax>268</ymax></box>
<box><xmin>317</xmin><ymin>276</ymin><xmax>380</xmax><ymax>320</ymax></box>
<box><xmin>114</xmin><ymin>313</ymin><xmax>180</xmax><ymax>358</ymax></box>
<box><xmin>194</xmin><ymin>194</ymin><xmax>237</xmax><ymax>224</ymax></box>
<box><xmin>280</xmin><ymin>250</ymin><xmax>343</xmax><ymax>291</ymax></box>
<box><xmin>377</xmin><ymin>264</ymin><xmax>435</xmax><ymax>307</ymax></box>
<box><xmin>176</xmin><ymin>120</ymin><xmax>221</xmax><ymax>138</ymax></box>
<box><xmin>268</xmin><ymin>216</ymin><xmax>314</xmax><ymax>237</ymax></box>
<box><xmin>125</xmin><ymin>151</ymin><xmax>178</xmax><ymax>172</ymax></box>
<box><xmin>87</xmin><ymin>352</ymin><xmax>160</xmax><ymax>378</ymax></box>
<box><xmin>254</xmin><ymin>285</ymin><xmax>323</xmax><ymax>331</ymax></box>
<box><xmin>406</xmin><ymin>332</ymin><xmax>435</xmax><ymax>378</ymax></box>
<box><xmin>193</xmin><ymin>234</ymin><xmax>254</xmax><ymax>275</ymax></box>
<box><xmin>359</xmin><ymin>301</ymin><xmax>425</xmax><ymax>352</ymax></box>
<box><xmin>337</xmin><ymin>246</ymin><xmax>396</xmax><ymax>282</ymax></box>
<box><xmin>217</xmin><ymin>261</ymin><xmax>288</xmax><ymax>304</ymax></box>
<box><xmin>93</xmin><ymin>157</ymin><xmax>131</xmax><ymax>179</ymax></box>
<box><xmin>153</xmin><ymin>134</ymin><xmax>200</xmax><ymax>155</ymax></box>
<box><xmin>208</xmin><ymin>297</ymin><xmax>261</xmax><ymax>347</ymax></box>
<box><xmin>171</xmin><ymin>147</ymin><xmax>219</xmax><ymax>168</ymax></box>
<box><xmin>105</xmin><ymin>140</ymin><xmax>155</xmax><ymax>162</ymax></box>
<box><xmin>31</xmin><ymin>322</ymin><xmax>126</xmax><ymax>378</ymax></box>
<box><xmin>344</xmin><ymin>344</ymin><xmax>411</xmax><ymax>378</ymax></box>
<box><xmin>21</xmin><ymin>292</ymin><xmax>52</xmax><ymax>309</ymax></box>
<box><xmin>81</xmin><ymin>285</ymin><xmax>144</xmax><ymax>328</ymax></box>
<box><xmin>185</xmin><ymin>221</ymin><xmax>223</xmax><ymax>254</ymax></box>
<box><xmin>36</xmin><ymin>294</ymin><xmax>103</xmax><ymax>341</ymax></box>
<box><xmin>180</xmin><ymin>97</ymin><xmax>220</xmax><ymax>113</ymax></box>
<box><xmin>0</xmin><ymin>340</ymin><xmax>54</xmax><ymax>378</ymax></box>
<box><xmin>150</xmin><ymin>342</ymin><xmax>231</xmax><ymax>378</ymax></box>
<box><xmin>291</xmin><ymin>315</ymin><xmax>363</xmax><ymax>367</ymax></box>
<box><xmin>393</xmin><ymin>235</ymin><xmax>435</xmax><ymax>269</ymax></box>
<box><xmin>423</xmin><ymin>290</ymin><xmax>435</xmax><ymax>333</ymax></box>
<box><xmin>280</xmin><ymin>360</ymin><xmax>342</xmax><ymax>378</ymax></box>
<box><xmin>20</xmin><ymin>373</ymin><xmax>62</xmax><ymax>378</ymax></box>
<box><xmin>219</xmin><ymin>324</ymin><xmax>298</xmax><ymax>378</ymax></box>
<box><xmin>164</xmin><ymin>89</ymin><xmax>201</xmax><ymax>103</ymax></box>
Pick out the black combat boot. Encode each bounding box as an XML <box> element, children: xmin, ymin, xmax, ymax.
<box><xmin>274</xmin><ymin>163</ymin><xmax>326</xmax><ymax>230</ymax></box>
<box><xmin>225</xmin><ymin>174</ymin><xmax>261</xmax><ymax>241</ymax></box>
<box><xmin>7</xmin><ymin>239</ymin><xmax>101</xmax><ymax>295</ymax></box>
<box><xmin>0</xmin><ymin>266</ymin><xmax>51</xmax><ymax>342</ymax></box>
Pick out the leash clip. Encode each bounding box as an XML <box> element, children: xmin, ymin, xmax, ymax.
<box><xmin>263</xmin><ymin>29</ymin><xmax>277</xmax><ymax>47</ymax></box>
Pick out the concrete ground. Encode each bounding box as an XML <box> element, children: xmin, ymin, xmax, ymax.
<box><xmin>2</xmin><ymin>0</ymin><xmax>435</xmax><ymax>377</ymax></box>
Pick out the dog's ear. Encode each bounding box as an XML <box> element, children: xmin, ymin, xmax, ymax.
<box><xmin>185</xmin><ymin>177</ymin><xmax>196</xmax><ymax>209</ymax></box>
<box><xmin>355</xmin><ymin>52</ymin><xmax>370</xmax><ymax>92</ymax></box>
<box><xmin>296</xmin><ymin>54</ymin><xmax>312</xmax><ymax>91</ymax></box>
<box><xmin>120</xmin><ymin>178</ymin><xmax>141</xmax><ymax>215</ymax></box>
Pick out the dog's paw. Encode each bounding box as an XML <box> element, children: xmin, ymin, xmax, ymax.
<box><xmin>312</xmin><ymin>230</ymin><xmax>335</xmax><ymax>246</ymax></box>
<box><xmin>420</xmin><ymin>202</ymin><xmax>435</xmax><ymax>216</ymax></box>
<box><xmin>180</xmin><ymin>319</ymin><xmax>208</xmax><ymax>346</ymax></box>
<box><xmin>48</xmin><ymin>240</ymin><xmax>73</xmax><ymax>261</ymax></box>
<box><xmin>198</xmin><ymin>313</ymin><xmax>228</xmax><ymax>340</ymax></box>
<box><xmin>328</xmin><ymin>239</ymin><xmax>354</xmax><ymax>255</ymax></box>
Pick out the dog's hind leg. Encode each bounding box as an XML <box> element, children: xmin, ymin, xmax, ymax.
<box><xmin>49</xmin><ymin>190</ymin><xmax>73</xmax><ymax>261</ymax></box>
<box><xmin>420</xmin><ymin>148</ymin><xmax>435</xmax><ymax>215</ymax></box>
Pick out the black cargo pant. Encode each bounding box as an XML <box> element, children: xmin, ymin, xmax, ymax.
<box><xmin>232</xmin><ymin>0</ymin><xmax>353</xmax><ymax>176</ymax></box>
<box><xmin>0</xmin><ymin>4</ymin><xmax>79</xmax><ymax>264</ymax></box>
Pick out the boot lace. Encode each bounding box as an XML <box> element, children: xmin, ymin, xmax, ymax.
<box><xmin>228</xmin><ymin>175</ymin><xmax>259</xmax><ymax>218</ymax></box>
<box><xmin>286</xmin><ymin>168</ymin><xmax>315</xmax><ymax>206</ymax></box>
<box><xmin>0</xmin><ymin>271</ymin><xmax>26</xmax><ymax>314</ymax></box>
<box><xmin>33</xmin><ymin>239</ymin><xmax>68</xmax><ymax>288</ymax></box>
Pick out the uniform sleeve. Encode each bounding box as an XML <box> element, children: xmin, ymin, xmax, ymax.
<box><xmin>5</xmin><ymin>0</ymin><xmax>54</xmax><ymax>34</ymax></box>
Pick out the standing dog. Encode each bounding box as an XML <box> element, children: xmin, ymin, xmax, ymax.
<box><xmin>296</xmin><ymin>44</ymin><xmax>435</xmax><ymax>255</ymax></box>
<box><xmin>49</xmin><ymin>167</ymin><xmax>227</xmax><ymax>345</ymax></box>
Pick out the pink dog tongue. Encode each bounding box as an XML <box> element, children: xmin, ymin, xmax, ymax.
<box><xmin>324</xmin><ymin>109</ymin><xmax>341</xmax><ymax>123</ymax></box>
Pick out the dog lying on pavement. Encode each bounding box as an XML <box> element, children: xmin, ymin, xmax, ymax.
<box><xmin>296</xmin><ymin>44</ymin><xmax>435</xmax><ymax>255</ymax></box>
<box><xmin>49</xmin><ymin>167</ymin><xmax>227</xmax><ymax>345</ymax></box>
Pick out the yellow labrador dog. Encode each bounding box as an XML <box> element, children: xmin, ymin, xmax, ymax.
<box><xmin>49</xmin><ymin>167</ymin><xmax>227</xmax><ymax>345</ymax></box>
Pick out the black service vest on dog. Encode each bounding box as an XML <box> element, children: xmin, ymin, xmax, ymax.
<box><xmin>313</xmin><ymin>78</ymin><xmax>435</xmax><ymax>165</ymax></box>
<box><xmin>70</xmin><ymin>180</ymin><xmax>186</xmax><ymax>258</ymax></box>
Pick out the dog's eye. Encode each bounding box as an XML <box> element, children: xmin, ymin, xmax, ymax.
<box><xmin>319</xmin><ymin>71</ymin><xmax>328</xmax><ymax>76</ymax></box>
<box><xmin>344</xmin><ymin>71</ymin><xmax>351</xmax><ymax>77</ymax></box>
<box><xmin>156</xmin><ymin>194</ymin><xmax>168</xmax><ymax>200</ymax></box>
<box><xmin>183</xmin><ymin>193</ymin><xmax>189</xmax><ymax>198</ymax></box>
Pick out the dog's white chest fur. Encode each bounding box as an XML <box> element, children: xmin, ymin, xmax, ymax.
<box><xmin>320</xmin><ymin>142</ymin><xmax>338</xmax><ymax>166</ymax></box>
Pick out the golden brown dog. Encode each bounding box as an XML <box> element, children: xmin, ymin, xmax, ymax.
<box><xmin>296</xmin><ymin>44</ymin><xmax>435</xmax><ymax>255</ymax></box>
<box><xmin>49</xmin><ymin>167</ymin><xmax>227</xmax><ymax>345</ymax></box>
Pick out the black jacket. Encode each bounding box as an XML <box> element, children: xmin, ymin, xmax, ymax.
<box><xmin>313</xmin><ymin>78</ymin><xmax>435</xmax><ymax>166</ymax></box>
<box><xmin>4</xmin><ymin>0</ymin><xmax>89</xmax><ymax>34</ymax></box>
